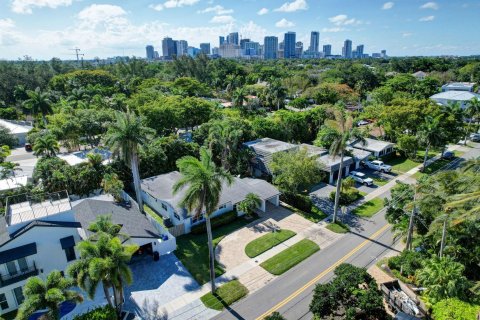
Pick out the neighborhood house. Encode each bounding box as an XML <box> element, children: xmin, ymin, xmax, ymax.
<box><xmin>350</xmin><ymin>138</ymin><xmax>394</xmax><ymax>158</ymax></box>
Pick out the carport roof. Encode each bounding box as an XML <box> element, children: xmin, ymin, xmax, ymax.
<box><xmin>317</xmin><ymin>154</ymin><xmax>354</xmax><ymax>172</ymax></box>
<box><xmin>347</xmin><ymin>147</ymin><xmax>371</xmax><ymax>161</ymax></box>
<box><xmin>351</xmin><ymin>138</ymin><xmax>394</xmax><ymax>153</ymax></box>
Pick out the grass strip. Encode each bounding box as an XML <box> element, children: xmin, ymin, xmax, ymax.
<box><xmin>200</xmin><ymin>280</ymin><xmax>249</xmax><ymax>311</ymax></box>
<box><xmin>326</xmin><ymin>222</ymin><xmax>349</xmax><ymax>234</ymax></box>
<box><xmin>351</xmin><ymin>198</ymin><xmax>384</xmax><ymax>218</ymax></box>
<box><xmin>245</xmin><ymin>229</ymin><xmax>296</xmax><ymax>258</ymax></box>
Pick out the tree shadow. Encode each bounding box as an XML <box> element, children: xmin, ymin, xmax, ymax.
<box><xmin>349</xmin><ymin>230</ymin><xmax>400</xmax><ymax>253</ymax></box>
<box><xmin>214</xmin><ymin>293</ymin><xmax>246</xmax><ymax>320</ymax></box>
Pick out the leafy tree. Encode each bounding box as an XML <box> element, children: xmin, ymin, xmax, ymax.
<box><xmin>416</xmin><ymin>257</ymin><xmax>470</xmax><ymax>304</ymax></box>
<box><xmin>464</xmin><ymin>97</ymin><xmax>480</xmax><ymax>144</ymax></box>
<box><xmin>0</xmin><ymin>126</ymin><xmax>18</xmax><ymax>147</ymax></box>
<box><xmin>232</xmin><ymin>87</ymin><xmax>247</xmax><ymax>108</ymax></box>
<box><xmin>264</xmin><ymin>312</ymin><xmax>286</xmax><ymax>320</ymax></box>
<box><xmin>314</xmin><ymin>125</ymin><xmax>340</xmax><ymax>150</ymax></box>
<box><xmin>269</xmin><ymin>148</ymin><xmax>324</xmax><ymax>193</ymax></box>
<box><xmin>101</xmin><ymin>173</ymin><xmax>124</xmax><ymax>202</ymax></box>
<box><xmin>418</xmin><ymin>115</ymin><xmax>443</xmax><ymax>170</ymax></box>
<box><xmin>16</xmin><ymin>271</ymin><xmax>83</xmax><ymax>320</ymax></box>
<box><xmin>23</xmin><ymin>87</ymin><xmax>53</xmax><ymax>126</ymax></box>
<box><xmin>173</xmin><ymin>148</ymin><xmax>233</xmax><ymax>294</ymax></box>
<box><xmin>396</xmin><ymin>134</ymin><xmax>419</xmax><ymax>159</ymax></box>
<box><xmin>171</xmin><ymin>77</ymin><xmax>212</xmax><ymax>97</ymax></box>
<box><xmin>238</xmin><ymin>193</ymin><xmax>261</xmax><ymax>217</ymax></box>
<box><xmin>33</xmin><ymin>134</ymin><xmax>59</xmax><ymax>157</ymax></box>
<box><xmin>432</xmin><ymin>298</ymin><xmax>480</xmax><ymax>320</ymax></box>
<box><xmin>104</xmin><ymin>111</ymin><xmax>154</xmax><ymax>211</ymax></box>
<box><xmin>0</xmin><ymin>145</ymin><xmax>11</xmax><ymax>162</ymax></box>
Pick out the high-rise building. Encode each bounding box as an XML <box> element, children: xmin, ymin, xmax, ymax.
<box><xmin>218</xmin><ymin>43</ymin><xmax>241</xmax><ymax>58</ymax></box>
<box><xmin>176</xmin><ymin>40</ymin><xmax>188</xmax><ymax>56</ymax></box>
<box><xmin>146</xmin><ymin>45</ymin><xmax>155</xmax><ymax>60</ymax></box>
<box><xmin>240</xmin><ymin>38</ymin><xmax>251</xmax><ymax>50</ymax></box>
<box><xmin>264</xmin><ymin>36</ymin><xmax>278</xmax><ymax>59</ymax></box>
<box><xmin>295</xmin><ymin>41</ymin><xmax>303</xmax><ymax>58</ymax></box>
<box><xmin>154</xmin><ymin>51</ymin><xmax>159</xmax><ymax>59</ymax></box>
<box><xmin>187</xmin><ymin>46</ymin><xmax>201</xmax><ymax>57</ymax></box>
<box><xmin>200</xmin><ymin>43</ymin><xmax>211</xmax><ymax>55</ymax></box>
<box><xmin>309</xmin><ymin>31</ymin><xmax>320</xmax><ymax>53</ymax></box>
<box><xmin>323</xmin><ymin>44</ymin><xmax>332</xmax><ymax>56</ymax></box>
<box><xmin>342</xmin><ymin>39</ymin><xmax>352</xmax><ymax>59</ymax></box>
<box><xmin>227</xmin><ymin>32</ymin><xmax>239</xmax><ymax>45</ymax></box>
<box><xmin>381</xmin><ymin>50</ymin><xmax>387</xmax><ymax>58</ymax></box>
<box><xmin>284</xmin><ymin>32</ymin><xmax>296</xmax><ymax>59</ymax></box>
<box><xmin>244</xmin><ymin>42</ymin><xmax>260</xmax><ymax>56</ymax></box>
<box><xmin>356</xmin><ymin>45</ymin><xmax>364</xmax><ymax>58</ymax></box>
<box><xmin>162</xmin><ymin>37</ymin><xmax>175</xmax><ymax>58</ymax></box>
<box><xmin>219</xmin><ymin>36</ymin><xmax>225</xmax><ymax>46</ymax></box>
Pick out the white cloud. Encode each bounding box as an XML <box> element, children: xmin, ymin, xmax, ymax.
<box><xmin>209</xmin><ymin>15</ymin><xmax>235</xmax><ymax>24</ymax></box>
<box><xmin>11</xmin><ymin>0</ymin><xmax>73</xmax><ymax>14</ymax></box>
<box><xmin>257</xmin><ymin>8</ymin><xmax>269</xmax><ymax>15</ymax></box>
<box><xmin>0</xmin><ymin>18</ymin><xmax>24</xmax><ymax>46</ymax></box>
<box><xmin>275</xmin><ymin>18</ymin><xmax>295</xmax><ymax>28</ymax></box>
<box><xmin>321</xmin><ymin>27</ymin><xmax>346</xmax><ymax>33</ymax></box>
<box><xmin>77</xmin><ymin>4</ymin><xmax>128</xmax><ymax>26</ymax></box>
<box><xmin>420</xmin><ymin>2</ymin><xmax>439</xmax><ymax>10</ymax></box>
<box><xmin>402</xmin><ymin>32</ymin><xmax>413</xmax><ymax>37</ymax></box>
<box><xmin>198</xmin><ymin>5</ymin><xmax>233</xmax><ymax>14</ymax></box>
<box><xmin>275</xmin><ymin>0</ymin><xmax>308</xmax><ymax>12</ymax></box>
<box><xmin>149</xmin><ymin>0</ymin><xmax>199</xmax><ymax>11</ymax></box>
<box><xmin>419</xmin><ymin>15</ymin><xmax>435</xmax><ymax>21</ymax></box>
<box><xmin>382</xmin><ymin>2</ymin><xmax>394</xmax><ymax>10</ymax></box>
<box><xmin>328</xmin><ymin>14</ymin><xmax>361</xmax><ymax>26</ymax></box>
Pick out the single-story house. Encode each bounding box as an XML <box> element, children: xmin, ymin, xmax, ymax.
<box><xmin>141</xmin><ymin>172</ymin><xmax>281</xmax><ymax>234</ymax></box>
<box><xmin>430</xmin><ymin>91</ymin><xmax>479</xmax><ymax>109</ymax></box>
<box><xmin>412</xmin><ymin>71</ymin><xmax>427</xmax><ymax>81</ymax></box>
<box><xmin>244</xmin><ymin>138</ymin><xmax>298</xmax><ymax>177</ymax></box>
<box><xmin>0</xmin><ymin>120</ymin><xmax>33</xmax><ymax>146</ymax></box>
<box><xmin>0</xmin><ymin>176</ymin><xmax>29</xmax><ymax>193</ymax></box>
<box><xmin>350</xmin><ymin>138</ymin><xmax>394</xmax><ymax>158</ymax></box>
<box><xmin>441</xmin><ymin>82</ymin><xmax>475</xmax><ymax>92</ymax></box>
<box><xmin>318</xmin><ymin>154</ymin><xmax>354</xmax><ymax>184</ymax></box>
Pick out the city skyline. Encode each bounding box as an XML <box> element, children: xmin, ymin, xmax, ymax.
<box><xmin>0</xmin><ymin>0</ymin><xmax>479</xmax><ymax>60</ymax></box>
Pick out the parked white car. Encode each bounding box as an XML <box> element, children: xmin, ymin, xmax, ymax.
<box><xmin>349</xmin><ymin>171</ymin><xmax>374</xmax><ymax>186</ymax></box>
<box><xmin>364</xmin><ymin>160</ymin><xmax>392</xmax><ymax>173</ymax></box>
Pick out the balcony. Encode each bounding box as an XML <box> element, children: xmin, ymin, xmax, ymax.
<box><xmin>0</xmin><ymin>263</ymin><xmax>39</xmax><ymax>288</ymax></box>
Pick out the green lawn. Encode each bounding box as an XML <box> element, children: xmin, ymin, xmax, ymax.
<box><xmin>372</xmin><ymin>176</ymin><xmax>389</xmax><ymax>186</ymax></box>
<box><xmin>386</xmin><ymin>150</ymin><xmax>439</xmax><ymax>173</ymax></box>
<box><xmin>413</xmin><ymin>151</ymin><xmax>465</xmax><ymax>180</ymax></box>
<box><xmin>143</xmin><ymin>204</ymin><xmax>165</xmax><ymax>227</ymax></box>
<box><xmin>260</xmin><ymin>239</ymin><xmax>320</xmax><ymax>275</ymax></box>
<box><xmin>245</xmin><ymin>229</ymin><xmax>296</xmax><ymax>258</ymax></box>
<box><xmin>351</xmin><ymin>198</ymin><xmax>384</xmax><ymax>218</ymax></box>
<box><xmin>281</xmin><ymin>203</ymin><xmax>327</xmax><ymax>223</ymax></box>
<box><xmin>326</xmin><ymin>222</ymin><xmax>349</xmax><ymax>234</ymax></box>
<box><xmin>176</xmin><ymin>217</ymin><xmax>253</xmax><ymax>285</ymax></box>
<box><xmin>200</xmin><ymin>280</ymin><xmax>249</xmax><ymax>311</ymax></box>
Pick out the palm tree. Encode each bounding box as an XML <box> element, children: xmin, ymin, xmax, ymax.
<box><xmin>23</xmin><ymin>87</ymin><xmax>53</xmax><ymax>126</ymax></box>
<box><xmin>101</xmin><ymin>173</ymin><xmax>125</xmax><ymax>202</ymax></box>
<box><xmin>327</xmin><ymin>107</ymin><xmax>365</xmax><ymax>223</ymax></box>
<box><xmin>33</xmin><ymin>135</ymin><xmax>60</xmax><ymax>157</ymax></box>
<box><xmin>173</xmin><ymin>147</ymin><xmax>233</xmax><ymax>293</ymax></box>
<box><xmin>267</xmin><ymin>80</ymin><xmax>287</xmax><ymax>110</ymax></box>
<box><xmin>68</xmin><ymin>234</ymin><xmax>138</xmax><ymax>318</ymax></box>
<box><xmin>104</xmin><ymin>111</ymin><xmax>154</xmax><ymax>212</ymax></box>
<box><xmin>232</xmin><ymin>87</ymin><xmax>246</xmax><ymax>108</ymax></box>
<box><xmin>207</xmin><ymin>120</ymin><xmax>243</xmax><ymax>171</ymax></box>
<box><xmin>238</xmin><ymin>193</ymin><xmax>261</xmax><ymax>217</ymax></box>
<box><xmin>16</xmin><ymin>271</ymin><xmax>83</xmax><ymax>320</ymax></box>
<box><xmin>418</xmin><ymin>115</ymin><xmax>443</xmax><ymax>171</ymax></box>
<box><xmin>465</xmin><ymin>97</ymin><xmax>480</xmax><ymax>145</ymax></box>
<box><xmin>88</xmin><ymin>215</ymin><xmax>123</xmax><ymax>238</ymax></box>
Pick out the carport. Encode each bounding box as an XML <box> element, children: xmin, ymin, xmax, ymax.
<box><xmin>318</xmin><ymin>154</ymin><xmax>354</xmax><ymax>184</ymax></box>
<box><xmin>347</xmin><ymin>147</ymin><xmax>372</xmax><ymax>170</ymax></box>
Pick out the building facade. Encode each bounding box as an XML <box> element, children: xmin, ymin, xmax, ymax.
<box><xmin>309</xmin><ymin>31</ymin><xmax>320</xmax><ymax>53</ymax></box>
<box><xmin>146</xmin><ymin>45</ymin><xmax>155</xmax><ymax>60</ymax></box>
<box><xmin>342</xmin><ymin>39</ymin><xmax>352</xmax><ymax>59</ymax></box>
<box><xmin>264</xmin><ymin>36</ymin><xmax>278</xmax><ymax>59</ymax></box>
<box><xmin>162</xmin><ymin>37</ymin><xmax>176</xmax><ymax>58</ymax></box>
<box><xmin>200</xmin><ymin>43</ymin><xmax>210</xmax><ymax>55</ymax></box>
<box><xmin>284</xmin><ymin>32</ymin><xmax>296</xmax><ymax>59</ymax></box>
<box><xmin>323</xmin><ymin>44</ymin><xmax>332</xmax><ymax>56</ymax></box>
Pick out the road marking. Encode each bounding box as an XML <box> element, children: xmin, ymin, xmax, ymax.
<box><xmin>256</xmin><ymin>223</ymin><xmax>391</xmax><ymax>320</ymax></box>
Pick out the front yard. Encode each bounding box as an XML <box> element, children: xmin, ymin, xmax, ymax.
<box><xmin>351</xmin><ymin>198</ymin><xmax>384</xmax><ymax>218</ymax></box>
<box><xmin>386</xmin><ymin>150</ymin><xmax>438</xmax><ymax>173</ymax></box>
<box><xmin>200</xmin><ymin>280</ymin><xmax>249</xmax><ymax>311</ymax></box>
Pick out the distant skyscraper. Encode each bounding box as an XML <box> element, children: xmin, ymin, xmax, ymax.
<box><xmin>200</xmin><ymin>43</ymin><xmax>211</xmax><ymax>55</ymax></box>
<box><xmin>154</xmin><ymin>51</ymin><xmax>159</xmax><ymax>59</ymax></box>
<box><xmin>162</xmin><ymin>37</ymin><xmax>175</xmax><ymax>58</ymax></box>
<box><xmin>187</xmin><ymin>46</ymin><xmax>201</xmax><ymax>57</ymax></box>
<box><xmin>323</xmin><ymin>44</ymin><xmax>332</xmax><ymax>56</ymax></box>
<box><xmin>146</xmin><ymin>45</ymin><xmax>155</xmax><ymax>60</ymax></box>
<box><xmin>309</xmin><ymin>31</ymin><xmax>320</xmax><ymax>53</ymax></box>
<box><xmin>342</xmin><ymin>39</ymin><xmax>353</xmax><ymax>59</ymax></box>
<box><xmin>356</xmin><ymin>45</ymin><xmax>364</xmax><ymax>58</ymax></box>
<box><xmin>295</xmin><ymin>41</ymin><xmax>303</xmax><ymax>58</ymax></box>
<box><xmin>227</xmin><ymin>32</ymin><xmax>239</xmax><ymax>45</ymax></box>
<box><xmin>219</xmin><ymin>36</ymin><xmax>225</xmax><ymax>46</ymax></box>
<box><xmin>381</xmin><ymin>50</ymin><xmax>387</xmax><ymax>58</ymax></box>
<box><xmin>284</xmin><ymin>32</ymin><xmax>296</xmax><ymax>59</ymax></box>
<box><xmin>176</xmin><ymin>40</ymin><xmax>188</xmax><ymax>56</ymax></box>
<box><xmin>264</xmin><ymin>36</ymin><xmax>278</xmax><ymax>59</ymax></box>
<box><xmin>244</xmin><ymin>42</ymin><xmax>260</xmax><ymax>56</ymax></box>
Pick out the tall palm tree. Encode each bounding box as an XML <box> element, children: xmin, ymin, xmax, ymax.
<box><xmin>68</xmin><ymin>234</ymin><xmax>138</xmax><ymax>318</ymax></box>
<box><xmin>327</xmin><ymin>107</ymin><xmax>365</xmax><ymax>223</ymax></box>
<box><xmin>173</xmin><ymin>147</ymin><xmax>233</xmax><ymax>293</ymax></box>
<box><xmin>267</xmin><ymin>80</ymin><xmax>287</xmax><ymax>110</ymax></box>
<box><xmin>33</xmin><ymin>135</ymin><xmax>60</xmax><ymax>157</ymax></box>
<box><xmin>16</xmin><ymin>270</ymin><xmax>83</xmax><ymax>320</ymax></box>
<box><xmin>104</xmin><ymin>111</ymin><xmax>154</xmax><ymax>212</ymax></box>
<box><xmin>465</xmin><ymin>97</ymin><xmax>480</xmax><ymax>145</ymax></box>
<box><xmin>207</xmin><ymin>120</ymin><xmax>243</xmax><ymax>171</ymax></box>
<box><xmin>23</xmin><ymin>87</ymin><xmax>53</xmax><ymax>126</ymax></box>
<box><xmin>418</xmin><ymin>115</ymin><xmax>443</xmax><ymax>171</ymax></box>
<box><xmin>232</xmin><ymin>87</ymin><xmax>246</xmax><ymax>108</ymax></box>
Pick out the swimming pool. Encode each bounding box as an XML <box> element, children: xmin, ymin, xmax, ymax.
<box><xmin>28</xmin><ymin>301</ymin><xmax>76</xmax><ymax>320</ymax></box>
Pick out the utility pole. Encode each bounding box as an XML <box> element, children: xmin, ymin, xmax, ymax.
<box><xmin>70</xmin><ymin>47</ymin><xmax>84</xmax><ymax>66</ymax></box>
<box><xmin>439</xmin><ymin>218</ymin><xmax>447</xmax><ymax>258</ymax></box>
<box><xmin>405</xmin><ymin>189</ymin><xmax>417</xmax><ymax>251</ymax></box>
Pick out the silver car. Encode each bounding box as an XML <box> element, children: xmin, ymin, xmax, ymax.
<box><xmin>349</xmin><ymin>171</ymin><xmax>374</xmax><ymax>186</ymax></box>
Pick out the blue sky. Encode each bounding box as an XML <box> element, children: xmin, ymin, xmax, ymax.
<box><xmin>0</xmin><ymin>0</ymin><xmax>478</xmax><ymax>60</ymax></box>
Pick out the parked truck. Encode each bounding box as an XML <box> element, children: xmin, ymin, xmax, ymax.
<box><xmin>381</xmin><ymin>280</ymin><xmax>426</xmax><ymax>319</ymax></box>
<box><xmin>362</xmin><ymin>160</ymin><xmax>392</xmax><ymax>173</ymax></box>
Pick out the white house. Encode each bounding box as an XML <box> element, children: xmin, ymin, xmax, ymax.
<box><xmin>430</xmin><ymin>91</ymin><xmax>479</xmax><ymax>109</ymax></box>
<box><xmin>350</xmin><ymin>138</ymin><xmax>394</xmax><ymax>158</ymax></box>
<box><xmin>441</xmin><ymin>82</ymin><xmax>475</xmax><ymax>92</ymax></box>
<box><xmin>412</xmin><ymin>71</ymin><xmax>427</xmax><ymax>81</ymax></box>
<box><xmin>141</xmin><ymin>172</ymin><xmax>281</xmax><ymax>234</ymax></box>
<box><xmin>0</xmin><ymin>120</ymin><xmax>33</xmax><ymax>146</ymax></box>
<box><xmin>0</xmin><ymin>191</ymin><xmax>174</xmax><ymax>315</ymax></box>
<box><xmin>0</xmin><ymin>176</ymin><xmax>29</xmax><ymax>193</ymax></box>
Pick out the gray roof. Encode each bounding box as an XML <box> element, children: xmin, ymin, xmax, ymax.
<box><xmin>347</xmin><ymin>147</ymin><xmax>371</xmax><ymax>160</ymax></box>
<box><xmin>430</xmin><ymin>91</ymin><xmax>479</xmax><ymax>102</ymax></box>
<box><xmin>317</xmin><ymin>154</ymin><xmax>353</xmax><ymax>172</ymax></box>
<box><xmin>73</xmin><ymin>199</ymin><xmax>160</xmax><ymax>239</ymax></box>
<box><xmin>244</xmin><ymin>138</ymin><xmax>297</xmax><ymax>154</ymax></box>
<box><xmin>351</xmin><ymin>138</ymin><xmax>394</xmax><ymax>153</ymax></box>
<box><xmin>299</xmin><ymin>144</ymin><xmax>328</xmax><ymax>157</ymax></box>
<box><xmin>141</xmin><ymin>172</ymin><xmax>281</xmax><ymax>213</ymax></box>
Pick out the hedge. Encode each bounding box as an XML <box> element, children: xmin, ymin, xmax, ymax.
<box><xmin>329</xmin><ymin>189</ymin><xmax>361</xmax><ymax>205</ymax></box>
<box><xmin>190</xmin><ymin>211</ymin><xmax>238</xmax><ymax>234</ymax></box>
<box><xmin>280</xmin><ymin>192</ymin><xmax>313</xmax><ymax>212</ymax></box>
<box><xmin>73</xmin><ymin>306</ymin><xmax>116</xmax><ymax>320</ymax></box>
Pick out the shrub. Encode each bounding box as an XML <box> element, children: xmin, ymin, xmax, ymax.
<box><xmin>329</xmin><ymin>189</ymin><xmax>361</xmax><ymax>205</ymax></box>
<box><xmin>388</xmin><ymin>251</ymin><xmax>424</xmax><ymax>279</ymax></box>
<box><xmin>265</xmin><ymin>312</ymin><xmax>286</xmax><ymax>320</ymax></box>
<box><xmin>190</xmin><ymin>211</ymin><xmax>238</xmax><ymax>234</ymax></box>
<box><xmin>432</xmin><ymin>298</ymin><xmax>480</xmax><ymax>320</ymax></box>
<box><xmin>280</xmin><ymin>192</ymin><xmax>313</xmax><ymax>212</ymax></box>
<box><xmin>73</xmin><ymin>306</ymin><xmax>116</xmax><ymax>320</ymax></box>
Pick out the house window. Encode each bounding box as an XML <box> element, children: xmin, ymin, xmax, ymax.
<box><xmin>17</xmin><ymin>258</ymin><xmax>28</xmax><ymax>273</ymax></box>
<box><xmin>6</xmin><ymin>261</ymin><xmax>18</xmax><ymax>276</ymax></box>
<box><xmin>13</xmin><ymin>287</ymin><xmax>24</xmax><ymax>305</ymax></box>
<box><xmin>161</xmin><ymin>203</ymin><xmax>168</xmax><ymax>211</ymax></box>
<box><xmin>173</xmin><ymin>212</ymin><xmax>180</xmax><ymax>221</ymax></box>
<box><xmin>218</xmin><ymin>204</ymin><xmax>226</xmax><ymax>210</ymax></box>
<box><xmin>0</xmin><ymin>293</ymin><xmax>8</xmax><ymax>310</ymax></box>
<box><xmin>64</xmin><ymin>246</ymin><xmax>76</xmax><ymax>262</ymax></box>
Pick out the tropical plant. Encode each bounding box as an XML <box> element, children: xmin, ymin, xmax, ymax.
<box><xmin>23</xmin><ymin>87</ymin><xmax>53</xmax><ymax>126</ymax></box>
<box><xmin>238</xmin><ymin>193</ymin><xmax>261</xmax><ymax>217</ymax></box>
<box><xmin>101</xmin><ymin>173</ymin><xmax>124</xmax><ymax>202</ymax></box>
<box><xmin>465</xmin><ymin>97</ymin><xmax>480</xmax><ymax>145</ymax></box>
<box><xmin>16</xmin><ymin>270</ymin><xmax>83</xmax><ymax>320</ymax></box>
<box><xmin>88</xmin><ymin>215</ymin><xmax>123</xmax><ymax>238</ymax></box>
<box><xmin>67</xmin><ymin>234</ymin><xmax>138</xmax><ymax>318</ymax></box>
<box><xmin>418</xmin><ymin>115</ymin><xmax>443</xmax><ymax>170</ymax></box>
<box><xmin>33</xmin><ymin>134</ymin><xmax>60</xmax><ymax>157</ymax></box>
<box><xmin>232</xmin><ymin>87</ymin><xmax>246</xmax><ymax>108</ymax></box>
<box><xmin>206</xmin><ymin>119</ymin><xmax>244</xmax><ymax>171</ymax></box>
<box><xmin>104</xmin><ymin>111</ymin><xmax>154</xmax><ymax>211</ymax></box>
<box><xmin>416</xmin><ymin>256</ymin><xmax>470</xmax><ymax>304</ymax></box>
<box><xmin>173</xmin><ymin>147</ymin><xmax>233</xmax><ymax>293</ymax></box>
<box><xmin>0</xmin><ymin>145</ymin><xmax>11</xmax><ymax>162</ymax></box>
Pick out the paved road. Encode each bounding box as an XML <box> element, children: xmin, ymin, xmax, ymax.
<box><xmin>213</xmin><ymin>143</ymin><xmax>480</xmax><ymax>320</ymax></box>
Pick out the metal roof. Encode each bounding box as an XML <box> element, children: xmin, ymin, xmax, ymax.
<box><xmin>431</xmin><ymin>91</ymin><xmax>479</xmax><ymax>101</ymax></box>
